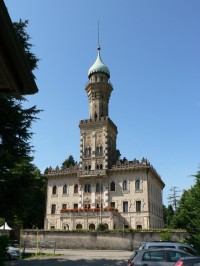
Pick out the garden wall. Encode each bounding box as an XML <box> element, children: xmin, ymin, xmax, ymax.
<box><xmin>21</xmin><ymin>230</ymin><xmax>187</xmax><ymax>251</ymax></box>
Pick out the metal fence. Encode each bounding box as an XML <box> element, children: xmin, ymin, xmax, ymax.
<box><xmin>22</xmin><ymin>240</ymin><xmax>56</xmax><ymax>254</ymax></box>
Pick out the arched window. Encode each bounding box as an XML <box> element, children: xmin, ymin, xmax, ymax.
<box><xmin>63</xmin><ymin>184</ymin><xmax>67</xmax><ymax>194</ymax></box>
<box><xmin>135</xmin><ymin>179</ymin><xmax>141</xmax><ymax>190</ymax></box>
<box><xmin>96</xmin><ymin>164</ymin><xmax>99</xmax><ymax>170</ymax></box>
<box><xmin>63</xmin><ymin>224</ymin><xmax>69</xmax><ymax>230</ymax></box>
<box><xmin>89</xmin><ymin>223</ymin><xmax>95</xmax><ymax>230</ymax></box>
<box><xmin>137</xmin><ymin>225</ymin><xmax>142</xmax><ymax>229</ymax></box>
<box><xmin>123</xmin><ymin>180</ymin><xmax>127</xmax><ymax>190</ymax></box>
<box><xmin>110</xmin><ymin>181</ymin><xmax>115</xmax><ymax>191</ymax></box>
<box><xmin>104</xmin><ymin>223</ymin><xmax>109</xmax><ymax>229</ymax></box>
<box><xmin>74</xmin><ymin>184</ymin><xmax>78</xmax><ymax>193</ymax></box>
<box><xmin>76</xmin><ymin>224</ymin><xmax>82</xmax><ymax>229</ymax></box>
<box><xmin>100</xmin><ymin>164</ymin><xmax>103</xmax><ymax>169</ymax></box>
<box><xmin>85</xmin><ymin>165</ymin><xmax>87</xmax><ymax>170</ymax></box>
<box><xmin>52</xmin><ymin>185</ymin><xmax>57</xmax><ymax>195</ymax></box>
<box><xmin>88</xmin><ymin>165</ymin><xmax>91</xmax><ymax>170</ymax></box>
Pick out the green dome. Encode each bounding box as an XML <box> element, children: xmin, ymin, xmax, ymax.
<box><xmin>88</xmin><ymin>46</ymin><xmax>110</xmax><ymax>78</ymax></box>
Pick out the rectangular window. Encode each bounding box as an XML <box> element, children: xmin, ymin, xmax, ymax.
<box><xmin>110</xmin><ymin>202</ymin><xmax>115</xmax><ymax>208</ymax></box>
<box><xmin>74</xmin><ymin>204</ymin><xmax>78</xmax><ymax>209</ymax></box>
<box><xmin>51</xmin><ymin>204</ymin><xmax>56</xmax><ymax>214</ymax></box>
<box><xmin>136</xmin><ymin>201</ymin><xmax>141</xmax><ymax>212</ymax></box>
<box><xmin>62</xmin><ymin>204</ymin><xmax>67</xmax><ymax>209</ymax></box>
<box><xmin>123</xmin><ymin>201</ymin><xmax>128</xmax><ymax>212</ymax></box>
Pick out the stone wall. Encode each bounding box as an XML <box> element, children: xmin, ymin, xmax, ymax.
<box><xmin>21</xmin><ymin>230</ymin><xmax>187</xmax><ymax>251</ymax></box>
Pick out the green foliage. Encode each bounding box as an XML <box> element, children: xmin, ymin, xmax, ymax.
<box><xmin>172</xmin><ymin>168</ymin><xmax>200</xmax><ymax>253</ymax></box>
<box><xmin>0</xmin><ymin>235</ymin><xmax>9</xmax><ymax>265</ymax></box>
<box><xmin>0</xmin><ymin>20</ymin><xmax>45</xmax><ymax>228</ymax></box>
<box><xmin>0</xmin><ymin>218</ymin><xmax>5</xmax><ymax>227</ymax></box>
<box><xmin>163</xmin><ymin>204</ymin><xmax>175</xmax><ymax>228</ymax></box>
<box><xmin>96</xmin><ymin>223</ymin><xmax>108</xmax><ymax>231</ymax></box>
<box><xmin>13</xmin><ymin>19</ymin><xmax>39</xmax><ymax>72</ymax></box>
<box><xmin>160</xmin><ymin>231</ymin><xmax>172</xmax><ymax>241</ymax></box>
<box><xmin>62</xmin><ymin>155</ymin><xmax>76</xmax><ymax>169</ymax></box>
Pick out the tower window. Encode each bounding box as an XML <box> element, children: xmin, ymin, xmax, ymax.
<box><xmin>110</xmin><ymin>181</ymin><xmax>115</xmax><ymax>191</ymax></box>
<box><xmin>63</xmin><ymin>184</ymin><xmax>68</xmax><ymax>194</ymax></box>
<box><xmin>96</xmin><ymin>146</ymin><xmax>103</xmax><ymax>155</ymax></box>
<box><xmin>123</xmin><ymin>180</ymin><xmax>128</xmax><ymax>190</ymax></box>
<box><xmin>51</xmin><ymin>204</ymin><xmax>56</xmax><ymax>214</ymax></box>
<box><xmin>85</xmin><ymin>147</ymin><xmax>91</xmax><ymax>157</ymax></box>
<box><xmin>95</xmin><ymin>76</ymin><xmax>97</xmax><ymax>81</ymax></box>
<box><xmin>52</xmin><ymin>185</ymin><xmax>57</xmax><ymax>195</ymax></box>
<box><xmin>136</xmin><ymin>201</ymin><xmax>141</xmax><ymax>212</ymax></box>
<box><xmin>74</xmin><ymin>184</ymin><xmax>78</xmax><ymax>193</ymax></box>
<box><xmin>123</xmin><ymin>201</ymin><xmax>128</xmax><ymax>212</ymax></box>
<box><xmin>135</xmin><ymin>180</ymin><xmax>141</xmax><ymax>190</ymax></box>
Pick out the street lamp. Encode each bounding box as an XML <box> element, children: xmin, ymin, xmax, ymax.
<box><xmin>97</xmin><ymin>173</ymin><xmax>102</xmax><ymax>224</ymax></box>
<box><xmin>100</xmin><ymin>178</ymin><xmax>102</xmax><ymax>224</ymax></box>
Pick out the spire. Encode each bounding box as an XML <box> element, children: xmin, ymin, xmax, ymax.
<box><xmin>88</xmin><ymin>24</ymin><xmax>110</xmax><ymax>78</ymax></box>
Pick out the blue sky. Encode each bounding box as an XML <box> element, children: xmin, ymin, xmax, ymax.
<box><xmin>5</xmin><ymin>0</ymin><xmax>200</xmax><ymax>205</ymax></box>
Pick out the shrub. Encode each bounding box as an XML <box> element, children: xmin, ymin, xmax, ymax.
<box><xmin>0</xmin><ymin>235</ymin><xmax>9</xmax><ymax>265</ymax></box>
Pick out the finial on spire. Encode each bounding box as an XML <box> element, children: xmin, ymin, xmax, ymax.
<box><xmin>97</xmin><ymin>20</ymin><xmax>101</xmax><ymax>51</ymax></box>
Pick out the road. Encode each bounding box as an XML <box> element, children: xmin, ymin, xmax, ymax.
<box><xmin>5</xmin><ymin>249</ymin><xmax>133</xmax><ymax>266</ymax></box>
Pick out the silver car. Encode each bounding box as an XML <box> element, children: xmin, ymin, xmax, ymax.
<box><xmin>6</xmin><ymin>246</ymin><xmax>21</xmax><ymax>260</ymax></box>
<box><xmin>139</xmin><ymin>241</ymin><xmax>197</xmax><ymax>255</ymax></box>
<box><xmin>127</xmin><ymin>248</ymin><xmax>191</xmax><ymax>266</ymax></box>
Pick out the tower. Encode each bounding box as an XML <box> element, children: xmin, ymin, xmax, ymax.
<box><xmin>79</xmin><ymin>45</ymin><xmax>118</xmax><ymax>171</ymax></box>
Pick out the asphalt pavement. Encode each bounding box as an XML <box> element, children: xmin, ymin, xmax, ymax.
<box><xmin>5</xmin><ymin>249</ymin><xmax>133</xmax><ymax>266</ymax></box>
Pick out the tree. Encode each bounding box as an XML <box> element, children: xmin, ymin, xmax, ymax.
<box><xmin>163</xmin><ymin>204</ymin><xmax>175</xmax><ymax>228</ymax></box>
<box><xmin>62</xmin><ymin>155</ymin><xmax>76</xmax><ymax>169</ymax></box>
<box><xmin>173</xmin><ymin>168</ymin><xmax>200</xmax><ymax>252</ymax></box>
<box><xmin>167</xmin><ymin>186</ymin><xmax>181</xmax><ymax>211</ymax></box>
<box><xmin>13</xmin><ymin>19</ymin><xmax>39</xmax><ymax>74</ymax></box>
<box><xmin>0</xmin><ymin>19</ymin><xmax>45</xmax><ymax>228</ymax></box>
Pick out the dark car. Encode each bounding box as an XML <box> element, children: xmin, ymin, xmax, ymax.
<box><xmin>128</xmin><ymin>248</ymin><xmax>192</xmax><ymax>266</ymax></box>
<box><xmin>174</xmin><ymin>256</ymin><xmax>200</xmax><ymax>266</ymax></box>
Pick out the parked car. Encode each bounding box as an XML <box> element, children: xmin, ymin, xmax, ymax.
<box><xmin>6</xmin><ymin>246</ymin><xmax>21</xmax><ymax>260</ymax></box>
<box><xmin>174</xmin><ymin>256</ymin><xmax>200</xmax><ymax>266</ymax></box>
<box><xmin>127</xmin><ymin>248</ymin><xmax>192</xmax><ymax>266</ymax></box>
<box><xmin>139</xmin><ymin>242</ymin><xmax>197</xmax><ymax>255</ymax></box>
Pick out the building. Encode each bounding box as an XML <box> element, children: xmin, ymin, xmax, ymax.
<box><xmin>0</xmin><ymin>0</ymin><xmax>38</xmax><ymax>97</ymax></box>
<box><xmin>45</xmin><ymin>44</ymin><xmax>165</xmax><ymax>230</ymax></box>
